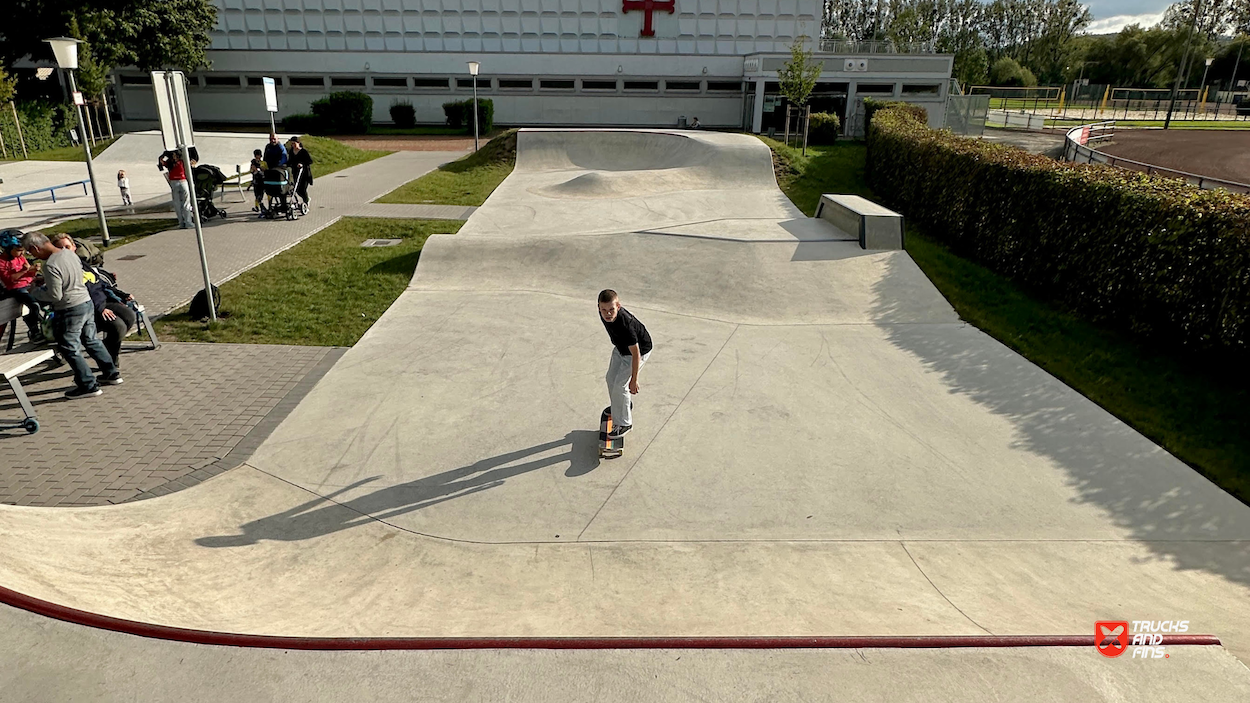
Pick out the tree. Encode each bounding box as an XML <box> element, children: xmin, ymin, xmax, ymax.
<box><xmin>778</xmin><ymin>36</ymin><xmax>824</xmax><ymax>107</ymax></box>
<box><xmin>990</xmin><ymin>56</ymin><xmax>1038</xmax><ymax>85</ymax></box>
<box><xmin>955</xmin><ymin>46</ymin><xmax>991</xmax><ymax>86</ymax></box>
<box><xmin>0</xmin><ymin>1</ymin><xmax>217</xmax><ymax>73</ymax></box>
<box><xmin>0</xmin><ymin>66</ymin><xmax>16</xmax><ymax>104</ymax></box>
<box><xmin>823</xmin><ymin>0</ymin><xmax>888</xmax><ymax>43</ymax></box>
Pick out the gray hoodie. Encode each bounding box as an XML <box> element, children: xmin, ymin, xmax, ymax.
<box><xmin>30</xmin><ymin>248</ymin><xmax>90</xmax><ymax>311</ymax></box>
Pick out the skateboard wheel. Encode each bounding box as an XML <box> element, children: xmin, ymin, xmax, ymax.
<box><xmin>22</xmin><ymin>418</ymin><xmax>38</xmax><ymax>434</ymax></box>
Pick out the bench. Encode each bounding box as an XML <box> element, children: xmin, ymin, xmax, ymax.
<box><xmin>815</xmin><ymin>194</ymin><xmax>905</xmax><ymax>250</ymax></box>
<box><xmin>1</xmin><ymin>349</ymin><xmax>55</xmax><ymax>434</ymax></box>
<box><xmin>0</xmin><ymin>179</ymin><xmax>92</xmax><ymax>211</ymax></box>
<box><xmin>2</xmin><ymin>296</ymin><xmax>159</xmax><ymax>352</ymax></box>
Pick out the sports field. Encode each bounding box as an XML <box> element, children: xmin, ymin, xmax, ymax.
<box><xmin>1097</xmin><ymin>129</ymin><xmax>1250</xmax><ymax>184</ymax></box>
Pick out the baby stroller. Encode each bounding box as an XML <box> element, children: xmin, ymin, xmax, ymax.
<box><xmin>260</xmin><ymin>165</ymin><xmax>308</xmax><ymax>221</ymax></box>
<box><xmin>193</xmin><ymin>164</ymin><xmax>229</xmax><ymax>220</ymax></box>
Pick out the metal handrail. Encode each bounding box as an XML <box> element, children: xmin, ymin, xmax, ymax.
<box><xmin>0</xmin><ymin>180</ymin><xmax>92</xmax><ymax>211</ymax></box>
<box><xmin>1061</xmin><ymin>123</ymin><xmax>1250</xmax><ymax>194</ymax></box>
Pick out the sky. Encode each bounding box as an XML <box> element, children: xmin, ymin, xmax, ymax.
<box><xmin>1082</xmin><ymin>0</ymin><xmax>1172</xmax><ymax>34</ymax></box>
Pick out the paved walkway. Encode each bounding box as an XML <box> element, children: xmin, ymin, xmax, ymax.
<box><xmin>347</xmin><ymin>202</ymin><xmax>478</xmax><ymax>220</ymax></box>
<box><xmin>101</xmin><ymin>149</ymin><xmax>463</xmax><ymax>316</ymax></box>
<box><xmin>0</xmin><ymin>343</ymin><xmax>341</xmax><ymax>507</ymax></box>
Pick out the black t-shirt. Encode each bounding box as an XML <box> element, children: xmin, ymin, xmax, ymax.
<box><xmin>601</xmin><ymin>307</ymin><xmax>652</xmax><ymax>356</ymax></box>
<box><xmin>290</xmin><ymin>148</ymin><xmax>313</xmax><ymax>174</ymax></box>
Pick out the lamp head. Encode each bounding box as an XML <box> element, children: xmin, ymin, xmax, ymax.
<box><xmin>43</xmin><ymin>37</ymin><xmax>81</xmax><ymax>70</ymax></box>
<box><xmin>468</xmin><ymin>61</ymin><xmax>480</xmax><ymax>76</ymax></box>
<box><xmin>1206</xmin><ymin>57</ymin><xmax>1214</xmax><ymax>66</ymax></box>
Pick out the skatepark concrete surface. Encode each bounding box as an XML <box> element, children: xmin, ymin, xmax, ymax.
<box><xmin>4</xmin><ymin>129</ymin><xmax>1250</xmax><ymax>696</ymax></box>
<box><xmin>0</xmin><ymin>130</ymin><xmax>267</xmax><ymax>230</ymax></box>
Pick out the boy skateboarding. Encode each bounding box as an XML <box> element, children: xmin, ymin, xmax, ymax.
<box><xmin>598</xmin><ymin>289</ymin><xmax>652</xmax><ymax>439</ymax></box>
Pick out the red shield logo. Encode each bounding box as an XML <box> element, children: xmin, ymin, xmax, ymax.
<box><xmin>1096</xmin><ymin>621</ymin><xmax>1130</xmax><ymax>657</ymax></box>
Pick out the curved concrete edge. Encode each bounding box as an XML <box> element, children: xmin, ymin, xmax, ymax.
<box><xmin>0</xmin><ymin>584</ymin><xmax>1222</xmax><ymax>651</ymax></box>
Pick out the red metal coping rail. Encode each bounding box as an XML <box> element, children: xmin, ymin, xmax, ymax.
<box><xmin>0</xmin><ymin>584</ymin><xmax>1222</xmax><ymax>651</ymax></box>
<box><xmin>1062</xmin><ymin>123</ymin><xmax>1250</xmax><ymax>194</ymax></box>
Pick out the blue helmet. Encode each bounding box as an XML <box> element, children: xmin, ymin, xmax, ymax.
<box><xmin>0</xmin><ymin>228</ymin><xmax>25</xmax><ymax>252</ymax></box>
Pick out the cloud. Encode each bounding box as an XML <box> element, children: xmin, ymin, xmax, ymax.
<box><xmin>1083</xmin><ymin>12</ymin><xmax>1167</xmax><ymax>34</ymax></box>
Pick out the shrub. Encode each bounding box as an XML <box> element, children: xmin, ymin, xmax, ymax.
<box><xmin>865</xmin><ymin>106</ymin><xmax>1250</xmax><ymax>353</ymax></box>
<box><xmin>0</xmin><ymin>100</ymin><xmax>76</xmax><ymax>154</ymax></box>
<box><xmin>444</xmin><ymin>98</ymin><xmax>495</xmax><ymax>134</ymax></box>
<box><xmin>807</xmin><ymin>112</ymin><xmax>841</xmax><ymax>143</ymax></box>
<box><xmin>990</xmin><ymin>57</ymin><xmax>1037</xmax><ymax>87</ymax></box>
<box><xmin>309</xmin><ymin>91</ymin><xmax>373</xmax><ymax>134</ymax></box>
<box><xmin>389</xmin><ymin>99</ymin><xmax>416</xmax><ymax>128</ymax></box>
<box><xmin>282</xmin><ymin>113</ymin><xmax>321</xmax><ymax>133</ymax></box>
<box><xmin>443</xmin><ymin>100</ymin><xmax>465</xmax><ymax>128</ymax></box>
<box><xmin>863</xmin><ymin>98</ymin><xmax>926</xmax><ymax>134</ymax></box>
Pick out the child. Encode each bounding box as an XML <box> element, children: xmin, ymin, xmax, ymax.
<box><xmin>0</xmin><ymin>229</ymin><xmax>46</xmax><ymax>343</ymax></box>
<box><xmin>597</xmin><ymin>289</ymin><xmax>652</xmax><ymax>438</ymax></box>
<box><xmin>117</xmin><ymin>170</ymin><xmax>132</xmax><ymax>205</ymax></box>
<box><xmin>249</xmin><ymin>148</ymin><xmax>265</xmax><ymax>212</ymax></box>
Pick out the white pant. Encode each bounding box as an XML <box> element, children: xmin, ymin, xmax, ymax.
<box><xmin>169</xmin><ymin>178</ymin><xmax>193</xmax><ymax>227</ymax></box>
<box><xmin>606</xmin><ymin>348</ymin><xmax>650</xmax><ymax>427</ymax></box>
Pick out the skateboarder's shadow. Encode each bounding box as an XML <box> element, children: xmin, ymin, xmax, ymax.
<box><xmin>196</xmin><ymin>429</ymin><xmax>599</xmax><ymax>546</ymax></box>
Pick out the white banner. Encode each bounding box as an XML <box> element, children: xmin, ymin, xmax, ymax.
<box><xmin>151</xmin><ymin>71</ymin><xmax>194</xmax><ymax>150</ymax></box>
<box><xmin>263</xmin><ymin>76</ymin><xmax>278</xmax><ymax>113</ymax></box>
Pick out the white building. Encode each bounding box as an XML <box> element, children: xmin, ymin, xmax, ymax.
<box><xmin>112</xmin><ymin>0</ymin><xmax>952</xmax><ymax>135</ymax></box>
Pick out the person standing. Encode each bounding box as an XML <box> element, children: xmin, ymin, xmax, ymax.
<box><xmin>158</xmin><ymin>150</ymin><xmax>193</xmax><ymax>229</ymax></box>
<box><xmin>21</xmin><ymin>232</ymin><xmax>120</xmax><ymax>398</ymax></box>
<box><xmin>597</xmin><ymin>289</ymin><xmax>652</xmax><ymax>438</ymax></box>
<box><xmin>249</xmin><ymin>148</ymin><xmax>265</xmax><ymax>212</ymax></box>
<box><xmin>262</xmin><ymin>132</ymin><xmax>288</xmax><ymax>170</ymax></box>
<box><xmin>117</xmin><ymin>170</ymin><xmax>132</xmax><ymax>206</ymax></box>
<box><xmin>288</xmin><ymin>137</ymin><xmax>314</xmax><ymax>206</ymax></box>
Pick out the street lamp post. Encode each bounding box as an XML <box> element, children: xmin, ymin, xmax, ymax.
<box><xmin>467</xmin><ymin>61</ymin><xmax>480</xmax><ymax>152</ymax></box>
<box><xmin>44</xmin><ymin>37</ymin><xmax>110</xmax><ymax>246</ymax></box>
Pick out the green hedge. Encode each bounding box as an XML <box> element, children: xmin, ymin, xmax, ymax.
<box><xmin>866</xmin><ymin>106</ymin><xmax>1250</xmax><ymax>353</ymax></box>
<box><xmin>863</xmin><ymin>98</ymin><xmax>927</xmax><ymax>135</ymax></box>
<box><xmin>442</xmin><ymin>98</ymin><xmax>494</xmax><ymax>134</ymax></box>
<box><xmin>808</xmin><ymin>112</ymin><xmax>841</xmax><ymax>143</ymax></box>
<box><xmin>0</xmin><ymin>100</ymin><xmax>76</xmax><ymax>154</ymax></box>
<box><xmin>282</xmin><ymin>113</ymin><xmax>320</xmax><ymax>133</ymax></box>
<box><xmin>389</xmin><ymin>100</ymin><xmax>416</xmax><ymax>128</ymax></box>
<box><xmin>310</xmin><ymin>91</ymin><xmax>373</xmax><ymax>134</ymax></box>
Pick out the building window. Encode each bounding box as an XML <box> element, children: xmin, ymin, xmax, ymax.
<box><xmin>665</xmin><ymin>81</ymin><xmax>700</xmax><ymax>91</ymax></box>
<box><xmin>707</xmin><ymin>81</ymin><xmax>743</xmax><ymax>92</ymax></box>
<box><xmin>902</xmin><ymin>83</ymin><xmax>940</xmax><ymax>96</ymax></box>
<box><xmin>373</xmin><ymin>77</ymin><xmax>409</xmax><ymax>88</ymax></box>
<box><xmin>582</xmin><ymin>80</ymin><xmax>618</xmax><ymax>91</ymax></box>
<box><xmin>413</xmin><ymin>78</ymin><xmax>450</xmax><ymax>89</ymax></box>
<box><xmin>623</xmin><ymin>80</ymin><xmax>659</xmax><ymax>91</ymax></box>
<box><xmin>540</xmin><ymin>79</ymin><xmax>575</xmax><ymax>90</ymax></box>
<box><xmin>246</xmin><ymin>76</ymin><xmax>266</xmax><ymax>87</ymax></box>
<box><xmin>288</xmin><ymin>76</ymin><xmax>326</xmax><ymax>88</ymax></box>
<box><xmin>457</xmin><ymin>77</ymin><xmax>491</xmax><ymax>89</ymax></box>
<box><xmin>331</xmin><ymin>77</ymin><xmax>367</xmax><ymax>87</ymax></box>
<box><xmin>499</xmin><ymin>78</ymin><xmax>533</xmax><ymax>90</ymax></box>
<box><xmin>857</xmin><ymin>84</ymin><xmax>895</xmax><ymax>94</ymax></box>
<box><xmin>203</xmin><ymin>75</ymin><xmax>240</xmax><ymax>88</ymax></box>
<box><xmin>119</xmin><ymin>74</ymin><xmax>152</xmax><ymax>86</ymax></box>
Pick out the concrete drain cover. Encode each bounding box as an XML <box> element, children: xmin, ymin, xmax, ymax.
<box><xmin>117</xmin><ymin>254</ymin><xmax>146</xmax><ymax>261</ymax></box>
<box><xmin>360</xmin><ymin>239</ymin><xmax>402</xmax><ymax>247</ymax></box>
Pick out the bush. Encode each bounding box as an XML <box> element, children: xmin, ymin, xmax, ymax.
<box><xmin>0</xmin><ymin>100</ymin><xmax>76</xmax><ymax>154</ymax></box>
<box><xmin>807</xmin><ymin>112</ymin><xmax>841</xmax><ymax>143</ymax></box>
<box><xmin>443</xmin><ymin>98</ymin><xmax>494</xmax><ymax>134</ymax></box>
<box><xmin>309</xmin><ymin>91</ymin><xmax>373</xmax><ymax>134</ymax></box>
<box><xmin>990</xmin><ymin>57</ymin><xmax>1038</xmax><ymax>87</ymax></box>
<box><xmin>389</xmin><ymin>100</ymin><xmax>416</xmax><ymax>128</ymax></box>
<box><xmin>865</xmin><ymin>106</ymin><xmax>1250</xmax><ymax>353</ymax></box>
<box><xmin>863</xmin><ymin>98</ymin><xmax>927</xmax><ymax>134</ymax></box>
<box><xmin>282</xmin><ymin>113</ymin><xmax>321</xmax><ymax>134</ymax></box>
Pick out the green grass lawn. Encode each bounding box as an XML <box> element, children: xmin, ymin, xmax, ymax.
<box><xmin>375</xmin><ymin>129</ymin><xmax>517</xmax><ymax>206</ymax></box>
<box><xmin>294</xmin><ymin>135</ymin><xmax>391</xmax><ymax>175</ymax></box>
<box><xmin>766</xmin><ymin>137</ymin><xmax>1250</xmax><ymax>504</ymax></box>
<box><xmin>155</xmin><ymin>217</ymin><xmax>461</xmax><ymax>347</ymax></box>
<box><xmin>19</xmin><ymin>137</ymin><xmax>116</xmax><ymax>161</ymax></box>
<box><xmin>34</xmin><ymin>216</ymin><xmax>179</xmax><ymax>250</ymax></box>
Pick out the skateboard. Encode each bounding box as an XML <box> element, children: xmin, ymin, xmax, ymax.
<box><xmin>599</xmin><ymin>406</ymin><xmax>624</xmax><ymax>459</ymax></box>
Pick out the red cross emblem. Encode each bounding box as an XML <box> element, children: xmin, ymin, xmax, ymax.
<box><xmin>623</xmin><ymin>0</ymin><xmax>675</xmax><ymax>37</ymax></box>
<box><xmin>1096</xmin><ymin>621</ymin><xmax>1129</xmax><ymax>658</ymax></box>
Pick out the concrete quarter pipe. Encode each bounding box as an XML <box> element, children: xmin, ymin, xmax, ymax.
<box><xmin>3</xmin><ymin>129</ymin><xmax>1250</xmax><ymax>697</ymax></box>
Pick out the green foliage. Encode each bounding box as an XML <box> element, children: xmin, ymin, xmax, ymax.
<box><xmin>1</xmin><ymin>1</ymin><xmax>218</xmax><ymax>72</ymax></box>
<box><xmin>0</xmin><ymin>65</ymin><xmax>16</xmax><ymax>104</ymax></box>
<box><xmin>777</xmin><ymin>36</ymin><xmax>823</xmax><ymax>107</ymax></box>
<box><xmin>863</xmin><ymin>98</ymin><xmax>927</xmax><ymax>134</ymax></box>
<box><xmin>309</xmin><ymin>91</ymin><xmax>373</xmax><ymax>134</ymax></box>
<box><xmin>954</xmin><ymin>46</ymin><xmax>990</xmax><ymax>87</ymax></box>
<box><xmin>282</xmin><ymin>113</ymin><xmax>320</xmax><ymax>133</ymax></box>
<box><xmin>442</xmin><ymin>98</ymin><xmax>494</xmax><ymax>134</ymax></box>
<box><xmin>377</xmin><ymin>129</ymin><xmax>517</xmax><ymax>207</ymax></box>
<box><xmin>758</xmin><ymin>137</ymin><xmax>870</xmax><ymax>215</ymax></box>
<box><xmin>865</xmin><ymin>105</ymin><xmax>1250</xmax><ymax>353</ymax></box>
<box><xmin>0</xmin><ymin>100</ymin><xmax>76</xmax><ymax>154</ymax></box>
<box><xmin>807</xmin><ymin>112</ymin><xmax>842</xmax><ymax>143</ymax></box>
<box><xmin>389</xmin><ymin>99</ymin><xmax>416</xmax><ymax>128</ymax></box>
<box><xmin>990</xmin><ymin>56</ymin><xmax>1038</xmax><ymax>86</ymax></box>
